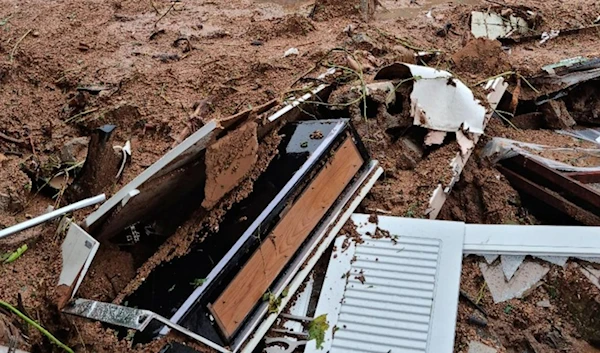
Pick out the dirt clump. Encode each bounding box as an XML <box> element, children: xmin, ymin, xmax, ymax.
<box><xmin>203</xmin><ymin>121</ymin><xmax>259</xmax><ymax>209</ymax></box>
<box><xmin>247</xmin><ymin>14</ymin><xmax>315</xmax><ymax>42</ymax></box>
<box><xmin>452</xmin><ymin>38</ymin><xmax>512</xmax><ymax>80</ymax></box>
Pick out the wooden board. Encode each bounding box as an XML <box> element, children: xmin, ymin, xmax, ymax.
<box><xmin>209</xmin><ymin>137</ymin><xmax>363</xmax><ymax>338</ymax></box>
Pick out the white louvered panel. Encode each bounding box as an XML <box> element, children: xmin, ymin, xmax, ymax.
<box><xmin>305</xmin><ymin>214</ymin><xmax>464</xmax><ymax>353</ymax></box>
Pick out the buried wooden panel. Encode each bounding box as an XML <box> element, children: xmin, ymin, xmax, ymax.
<box><xmin>209</xmin><ymin>137</ymin><xmax>363</xmax><ymax>338</ymax></box>
<box><xmin>506</xmin><ymin>154</ymin><xmax>600</xmax><ymax>210</ymax></box>
<box><xmin>567</xmin><ymin>171</ymin><xmax>600</xmax><ymax>184</ymax></box>
<box><xmin>498</xmin><ymin>166</ymin><xmax>600</xmax><ymax>225</ymax></box>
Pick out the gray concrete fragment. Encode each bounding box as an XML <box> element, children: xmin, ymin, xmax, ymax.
<box><xmin>576</xmin><ymin>256</ymin><xmax>600</xmax><ymax>264</ymax></box>
<box><xmin>501</xmin><ymin>255</ymin><xmax>525</xmax><ymax>281</ymax></box>
<box><xmin>579</xmin><ymin>265</ymin><xmax>600</xmax><ymax>290</ymax></box>
<box><xmin>480</xmin><ymin>261</ymin><xmax>549</xmax><ymax>303</ymax></box>
<box><xmin>536</xmin><ymin>299</ymin><xmax>552</xmax><ymax>308</ymax></box>
<box><xmin>468</xmin><ymin>341</ymin><xmax>498</xmax><ymax>353</ymax></box>
<box><xmin>483</xmin><ymin>254</ymin><xmax>499</xmax><ymax>264</ymax></box>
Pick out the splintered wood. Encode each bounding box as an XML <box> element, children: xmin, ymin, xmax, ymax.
<box><xmin>209</xmin><ymin>137</ymin><xmax>363</xmax><ymax>338</ymax></box>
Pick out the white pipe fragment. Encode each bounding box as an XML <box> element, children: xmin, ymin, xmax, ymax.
<box><xmin>0</xmin><ymin>194</ymin><xmax>106</xmax><ymax>240</ymax></box>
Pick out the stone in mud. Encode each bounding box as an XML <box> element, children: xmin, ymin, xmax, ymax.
<box><xmin>0</xmin><ymin>157</ymin><xmax>30</xmax><ymax>214</ymax></box>
<box><xmin>60</xmin><ymin>136</ymin><xmax>89</xmax><ymax>163</ymax></box>
<box><xmin>202</xmin><ymin>122</ymin><xmax>259</xmax><ymax>209</ymax></box>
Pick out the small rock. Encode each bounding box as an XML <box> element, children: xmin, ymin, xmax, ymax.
<box><xmin>283</xmin><ymin>47</ymin><xmax>299</xmax><ymax>57</ymax></box>
<box><xmin>536</xmin><ymin>299</ymin><xmax>552</xmax><ymax>308</ymax></box>
<box><xmin>468</xmin><ymin>341</ymin><xmax>498</xmax><ymax>353</ymax></box>
<box><xmin>60</xmin><ymin>137</ymin><xmax>89</xmax><ymax>164</ymax></box>
<box><xmin>468</xmin><ymin>314</ymin><xmax>488</xmax><ymax>327</ymax></box>
<box><xmin>32</xmin><ymin>31</ymin><xmax>40</xmax><ymax>37</ymax></box>
<box><xmin>251</xmin><ymin>40</ymin><xmax>263</xmax><ymax>46</ymax></box>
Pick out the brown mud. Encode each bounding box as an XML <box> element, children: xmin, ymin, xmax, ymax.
<box><xmin>1</xmin><ymin>0</ymin><xmax>600</xmax><ymax>352</ymax></box>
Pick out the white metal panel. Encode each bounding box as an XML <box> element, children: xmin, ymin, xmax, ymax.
<box><xmin>464</xmin><ymin>224</ymin><xmax>600</xmax><ymax>257</ymax></box>
<box><xmin>305</xmin><ymin>215</ymin><xmax>464</xmax><ymax>353</ymax></box>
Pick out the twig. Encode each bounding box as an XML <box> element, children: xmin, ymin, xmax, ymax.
<box><xmin>10</xmin><ymin>29</ymin><xmax>32</xmax><ymax>64</ymax></box>
<box><xmin>154</xmin><ymin>1</ymin><xmax>178</xmax><ymax>28</ymax></box>
<box><xmin>149</xmin><ymin>0</ymin><xmax>160</xmax><ymax>15</ymax></box>
<box><xmin>493</xmin><ymin>108</ymin><xmax>521</xmax><ymax>130</ymax></box>
<box><xmin>0</xmin><ymin>300</ymin><xmax>74</xmax><ymax>353</ymax></box>
<box><xmin>0</xmin><ymin>131</ymin><xmax>25</xmax><ymax>145</ymax></box>
<box><xmin>64</xmin><ymin>108</ymin><xmax>99</xmax><ymax>123</ymax></box>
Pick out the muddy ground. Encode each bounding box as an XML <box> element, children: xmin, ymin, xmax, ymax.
<box><xmin>1</xmin><ymin>0</ymin><xmax>600</xmax><ymax>352</ymax></box>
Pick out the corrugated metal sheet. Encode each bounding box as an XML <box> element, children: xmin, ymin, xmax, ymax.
<box><xmin>305</xmin><ymin>214</ymin><xmax>464</xmax><ymax>353</ymax></box>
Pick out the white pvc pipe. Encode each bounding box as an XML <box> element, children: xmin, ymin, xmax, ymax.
<box><xmin>0</xmin><ymin>194</ymin><xmax>106</xmax><ymax>240</ymax></box>
<box><xmin>0</xmin><ymin>346</ymin><xmax>30</xmax><ymax>353</ymax></box>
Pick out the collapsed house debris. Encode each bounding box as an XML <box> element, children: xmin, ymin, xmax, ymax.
<box><xmin>31</xmin><ymin>83</ymin><xmax>382</xmax><ymax>353</ymax></box>
<box><xmin>2</xmin><ymin>1</ymin><xmax>600</xmax><ymax>349</ymax></box>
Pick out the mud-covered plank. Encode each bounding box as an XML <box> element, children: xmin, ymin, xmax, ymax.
<box><xmin>210</xmin><ymin>137</ymin><xmax>363</xmax><ymax>338</ymax></box>
<box><xmin>506</xmin><ymin>154</ymin><xmax>600</xmax><ymax>210</ymax></box>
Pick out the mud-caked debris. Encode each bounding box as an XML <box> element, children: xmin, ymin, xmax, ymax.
<box><xmin>60</xmin><ymin>137</ymin><xmax>89</xmax><ymax>164</ymax></box>
<box><xmin>64</xmin><ymin>125</ymin><xmax>121</xmax><ymax>203</ymax></box>
<box><xmin>540</xmin><ymin>100</ymin><xmax>576</xmax><ymax>129</ymax></box>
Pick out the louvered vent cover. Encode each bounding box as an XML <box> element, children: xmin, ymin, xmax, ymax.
<box><xmin>305</xmin><ymin>214</ymin><xmax>464</xmax><ymax>353</ymax></box>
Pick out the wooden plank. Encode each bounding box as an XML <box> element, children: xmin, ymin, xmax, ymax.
<box><xmin>498</xmin><ymin>166</ymin><xmax>600</xmax><ymax>226</ymax></box>
<box><xmin>566</xmin><ymin>171</ymin><xmax>600</xmax><ymax>184</ymax></box>
<box><xmin>506</xmin><ymin>154</ymin><xmax>600</xmax><ymax>210</ymax></box>
<box><xmin>210</xmin><ymin>137</ymin><xmax>363</xmax><ymax>338</ymax></box>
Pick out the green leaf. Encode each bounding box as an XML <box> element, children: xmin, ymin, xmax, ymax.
<box><xmin>4</xmin><ymin>244</ymin><xmax>28</xmax><ymax>263</ymax></box>
<box><xmin>189</xmin><ymin>278</ymin><xmax>206</xmax><ymax>288</ymax></box>
<box><xmin>308</xmin><ymin>314</ymin><xmax>329</xmax><ymax>349</ymax></box>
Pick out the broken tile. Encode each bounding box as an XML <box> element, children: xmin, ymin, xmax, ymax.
<box><xmin>501</xmin><ymin>255</ymin><xmax>525</xmax><ymax>281</ymax></box>
<box><xmin>471</xmin><ymin>11</ymin><xmax>529</xmax><ymax>40</ymax></box>
<box><xmin>424</xmin><ymin>130</ymin><xmax>447</xmax><ymax>146</ymax></box>
<box><xmin>575</xmin><ymin>256</ymin><xmax>600</xmax><ymax>264</ymax></box>
<box><xmin>579</xmin><ymin>265</ymin><xmax>600</xmax><ymax>290</ymax></box>
<box><xmin>536</xmin><ymin>255</ymin><xmax>568</xmax><ymax>267</ymax></box>
<box><xmin>480</xmin><ymin>261</ymin><xmax>549</xmax><ymax>303</ymax></box>
<box><xmin>468</xmin><ymin>341</ymin><xmax>498</xmax><ymax>353</ymax></box>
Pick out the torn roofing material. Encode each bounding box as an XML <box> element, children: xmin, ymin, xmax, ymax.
<box><xmin>305</xmin><ymin>214</ymin><xmax>465</xmax><ymax>353</ymax></box>
<box><xmin>483</xmin><ymin>137</ymin><xmax>600</xmax><ymax>172</ymax></box>
<box><xmin>427</xmin><ymin>77</ymin><xmax>507</xmax><ymax>219</ymax></box>
<box><xmin>376</xmin><ymin>63</ymin><xmax>487</xmax><ymax>134</ymax></box>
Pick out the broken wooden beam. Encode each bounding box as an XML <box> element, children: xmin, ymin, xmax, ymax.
<box><xmin>503</xmin><ymin>154</ymin><xmax>600</xmax><ymax>211</ymax></box>
<box><xmin>566</xmin><ymin>171</ymin><xmax>600</xmax><ymax>184</ymax></box>
<box><xmin>498</xmin><ymin>165</ymin><xmax>600</xmax><ymax>225</ymax></box>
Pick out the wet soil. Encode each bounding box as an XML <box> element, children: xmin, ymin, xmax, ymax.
<box><xmin>1</xmin><ymin>0</ymin><xmax>600</xmax><ymax>352</ymax></box>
